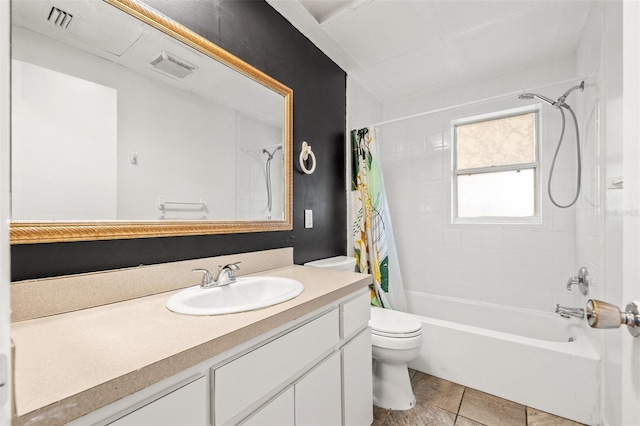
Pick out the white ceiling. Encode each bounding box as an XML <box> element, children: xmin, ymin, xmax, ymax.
<box><xmin>267</xmin><ymin>0</ymin><xmax>594</xmax><ymax>103</ymax></box>
<box><xmin>12</xmin><ymin>0</ymin><xmax>284</xmax><ymax>126</ymax></box>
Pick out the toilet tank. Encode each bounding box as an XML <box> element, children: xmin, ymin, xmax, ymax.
<box><xmin>304</xmin><ymin>256</ymin><xmax>356</xmax><ymax>272</ymax></box>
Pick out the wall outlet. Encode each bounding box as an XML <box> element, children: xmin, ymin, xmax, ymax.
<box><xmin>304</xmin><ymin>209</ymin><xmax>313</xmax><ymax>228</ymax></box>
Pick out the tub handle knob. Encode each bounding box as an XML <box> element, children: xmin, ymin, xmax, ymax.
<box><xmin>586</xmin><ymin>299</ymin><xmax>640</xmax><ymax>337</ymax></box>
<box><xmin>566</xmin><ymin>266</ymin><xmax>590</xmax><ymax>295</ymax></box>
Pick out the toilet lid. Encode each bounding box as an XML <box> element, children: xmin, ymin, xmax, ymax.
<box><xmin>370</xmin><ymin>306</ymin><xmax>422</xmax><ymax>336</ymax></box>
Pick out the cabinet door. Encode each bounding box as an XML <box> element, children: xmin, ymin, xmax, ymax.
<box><xmin>109</xmin><ymin>376</ymin><xmax>207</xmax><ymax>426</ymax></box>
<box><xmin>343</xmin><ymin>329</ymin><xmax>372</xmax><ymax>426</ymax></box>
<box><xmin>294</xmin><ymin>352</ymin><xmax>342</xmax><ymax>426</ymax></box>
<box><xmin>243</xmin><ymin>387</ymin><xmax>294</xmax><ymax>426</ymax></box>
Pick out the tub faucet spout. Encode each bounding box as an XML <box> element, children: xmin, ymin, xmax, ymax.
<box><xmin>555</xmin><ymin>304</ymin><xmax>585</xmax><ymax>319</ymax></box>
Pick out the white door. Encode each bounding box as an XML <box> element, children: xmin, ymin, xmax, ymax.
<box><xmin>622</xmin><ymin>2</ymin><xmax>640</xmax><ymax>425</ymax></box>
<box><xmin>0</xmin><ymin>0</ymin><xmax>11</xmax><ymax>424</ymax></box>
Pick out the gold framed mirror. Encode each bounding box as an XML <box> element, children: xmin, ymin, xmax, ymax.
<box><xmin>10</xmin><ymin>0</ymin><xmax>293</xmax><ymax>244</ymax></box>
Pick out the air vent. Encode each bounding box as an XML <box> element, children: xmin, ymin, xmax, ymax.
<box><xmin>47</xmin><ymin>6</ymin><xmax>73</xmax><ymax>29</ymax></box>
<box><xmin>149</xmin><ymin>51</ymin><xmax>196</xmax><ymax>79</ymax></box>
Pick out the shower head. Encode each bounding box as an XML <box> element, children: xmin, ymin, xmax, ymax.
<box><xmin>518</xmin><ymin>92</ymin><xmax>557</xmax><ymax>106</ymax></box>
<box><xmin>557</xmin><ymin>81</ymin><xmax>585</xmax><ymax>105</ymax></box>
<box><xmin>262</xmin><ymin>145</ymin><xmax>283</xmax><ymax>160</ymax></box>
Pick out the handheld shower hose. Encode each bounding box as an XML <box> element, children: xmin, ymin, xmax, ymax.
<box><xmin>518</xmin><ymin>81</ymin><xmax>584</xmax><ymax>208</ymax></box>
<box><xmin>263</xmin><ymin>145</ymin><xmax>283</xmax><ymax>213</ymax></box>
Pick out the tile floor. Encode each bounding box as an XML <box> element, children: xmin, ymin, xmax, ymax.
<box><xmin>372</xmin><ymin>370</ymin><xmax>586</xmax><ymax>426</ymax></box>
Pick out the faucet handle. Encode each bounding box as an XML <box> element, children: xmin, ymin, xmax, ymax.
<box><xmin>219</xmin><ymin>261</ymin><xmax>241</xmax><ymax>275</ymax></box>
<box><xmin>192</xmin><ymin>268</ymin><xmax>214</xmax><ymax>287</ymax></box>
<box><xmin>216</xmin><ymin>262</ymin><xmax>241</xmax><ymax>283</ymax></box>
<box><xmin>223</xmin><ymin>261</ymin><xmax>241</xmax><ymax>271</ymax></box>
<box><xmin>566</xmin><ymin>276</ymin><xmax>580</xmax><ymax>289</ymax></box>
<box><xmin>566</xmin><ymin>267</ymin><xmax>590</xmax><ymax>295</ymax></box>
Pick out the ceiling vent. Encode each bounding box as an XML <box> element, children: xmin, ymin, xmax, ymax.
<box><xmin>47</xmin><ymin>6</ymin><xmax>73</xmax><ymax>29</ymax></box>
<box><xmin>149</xmin><ymin>51</ymin><xmax>197</xmax><ymax>79</ymax></box>
<box><xmin>299</xmin><ymin>0</ymin><xmax>366</xmax><ymax>24</ymax></box>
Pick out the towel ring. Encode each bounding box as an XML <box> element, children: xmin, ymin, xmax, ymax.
<box><xmin>299</xmin><ymin>141</ymin><xmax>316</xmax><ymax>174</ymax></box>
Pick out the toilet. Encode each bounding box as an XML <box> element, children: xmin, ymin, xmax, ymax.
<box><xmin>369</xmin><ymin>305</ymin><xmax>422</xmax><ymax>410</ymax></box>
<box><xmin>304</xmin><ymin>256</ymin><xmax>423</xmax><ymax>411</ymax></box>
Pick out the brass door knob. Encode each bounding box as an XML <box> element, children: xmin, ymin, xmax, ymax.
<box><xmin>586</xmin><ymin>299</ymin><xmax>640</xmax><ymax>337</ymax></box>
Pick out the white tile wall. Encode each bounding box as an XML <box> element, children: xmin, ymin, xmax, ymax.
<box><xmin>379</xmin><ymin>80</ymin><xmax>583</xmax><ymax>313</ymax></box>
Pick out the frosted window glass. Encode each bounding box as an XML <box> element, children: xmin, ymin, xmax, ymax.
<box><xmin>456</xmin><ymin>113</ymin><xmax>535</xmax><ymax>169</ymax></box>
<box><xmin>457</xmin><ymin>169</ymin><xmax>535</xmax><ymax>218</ymax></box>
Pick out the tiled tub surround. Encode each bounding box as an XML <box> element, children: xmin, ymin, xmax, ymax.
<box><xmin>380</xmin><ymin>83</ymin><xmax>581</xmax><ymax>313</ymax></box>
<box><xmin>406</xmin><ymin>291</ymin><xmax>599</xmax><ymax>425</ymax></box>
<box><xmin>10</xmin><ymin>248</ymin><xmax>372</xmax><ymax>425</ymax></box>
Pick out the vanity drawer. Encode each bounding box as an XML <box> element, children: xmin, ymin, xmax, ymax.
<box><xmin>108</xmin><ymin>376</ymin><xmax>207</xmax><ymax>426</ymax></box>
<box><xmin>213</xmin><ymin>308</ymin><xmax>339</xmax><ymax>425</ymax></box>
<box><xmin>341</xmin><ymin>290</ymin><xmax>370</xmax><ymax>339</ymax></box>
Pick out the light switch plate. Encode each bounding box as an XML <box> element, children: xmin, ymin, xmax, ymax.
<box><xmin>304</xmin><ymin>209</ymin><xmax>313</xmax><ymax>228</ymax></box>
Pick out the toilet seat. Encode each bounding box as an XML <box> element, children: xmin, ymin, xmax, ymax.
<box><xmin>370</xmin><ymin>306</ymin><xmax>422</xmax><ymax>338</ymax></box>
<box><xmin>369</xmin><ymin>306</ymin><xmax>422</xmax><ymax>340</ymax></box>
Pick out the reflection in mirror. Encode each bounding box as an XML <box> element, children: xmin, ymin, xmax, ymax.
<box><xmin>10</xmin><ymin>0</ymin><xmax>292</xmax><ymax>243</ymax></box>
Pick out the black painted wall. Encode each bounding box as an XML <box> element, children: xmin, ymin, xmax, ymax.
<box><xmin>11</xmin><ymin>0</ymin><xmax>347</xmax><ymax>281</ymax></box>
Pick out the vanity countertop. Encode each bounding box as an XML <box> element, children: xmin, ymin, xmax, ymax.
<box><xmin>11</xmin><ymin>265</ymin><xmax>371</xmax><ymax>426</ymax></box>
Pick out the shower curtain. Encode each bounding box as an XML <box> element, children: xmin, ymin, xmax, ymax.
<box><xmin>351</xmin><ymin>127</ymin><xmax>407</xmax><ymax>310</ymax></box>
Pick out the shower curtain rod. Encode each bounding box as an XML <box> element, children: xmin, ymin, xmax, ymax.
<box><xmin>368</xmin><ymin>76</ymin><xmax>591</xmax><ymax>128</ymax></box>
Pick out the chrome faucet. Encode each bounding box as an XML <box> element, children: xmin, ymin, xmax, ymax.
<box><xmin>192</xmin><ymin>262</ymin><xmax>241</xmax><ymax>288</ymax></box>
<box><xmin>555</xmin><ymin>304</ymin><xmax>585</xmax><ymax>319</ymax></box>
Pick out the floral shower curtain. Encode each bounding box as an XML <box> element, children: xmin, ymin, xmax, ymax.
<box><xmin>351</xmin><ymin>127</ymin><xmax>407</xmax><ymax>310</ymax></box>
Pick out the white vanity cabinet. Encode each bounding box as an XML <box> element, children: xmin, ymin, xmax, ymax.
<box><xmin>212</xmin><ymin>308</ymin><xmax>340</xmax><ymax>425</ymax></box>
<box><xmin>213</xmin><ymin>290</ymin><xmax>371</xmax><ymax>426</ymax></box>
<box><xmin>76</xmin><ymin>288</ymin><xmax>371</xmax><ymax>426</ymax></box>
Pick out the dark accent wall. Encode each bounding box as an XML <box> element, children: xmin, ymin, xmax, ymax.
<box><xmin>11</xmin><ymin>0</ymin><xmax>347</xmax><ymax>281</ymax></box>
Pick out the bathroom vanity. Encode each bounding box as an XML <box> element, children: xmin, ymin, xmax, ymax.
<box><xmin>10</xmin><ymin>249</ymin><xmax>373</xmax><ymax>425</ymax></box>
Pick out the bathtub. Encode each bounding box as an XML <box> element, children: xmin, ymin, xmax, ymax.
<box><xmin>406</xmin><ymin>291</ymin><xmax>600</xmax><ymax>425</ymax></box>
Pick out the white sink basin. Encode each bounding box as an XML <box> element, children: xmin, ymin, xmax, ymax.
<box><xmin>166</xmin><ymin>276</ymin><xmax>304</xmax><ymax>315</ymax></box>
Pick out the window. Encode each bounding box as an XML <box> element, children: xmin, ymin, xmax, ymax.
<box><xmin>452</xmin><ymin>106</ymin><xmax>540</xmax><ymax>224</ymax></box>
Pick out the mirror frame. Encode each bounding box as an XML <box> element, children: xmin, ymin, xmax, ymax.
<box><xmin>10</xmin><ymin>0</ymin><xmax>293</xmax><ymax>244</ymax></box>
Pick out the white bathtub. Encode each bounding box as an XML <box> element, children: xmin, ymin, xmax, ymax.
<box><xmin>406</xmin><ymin>291</ymin><xmax>600</xmax><ymax>425</ymax></box>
